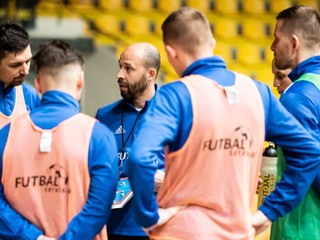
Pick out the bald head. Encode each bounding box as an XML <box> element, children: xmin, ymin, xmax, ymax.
<box><xmin>117</xmin><ymin>42</ymin><xmax>160</xmax><ymax>108</ymax></box>
<box><xmin>121</xmin><ymin>42</ymin><xmax>160</xmax><ymax>77</ymax></box>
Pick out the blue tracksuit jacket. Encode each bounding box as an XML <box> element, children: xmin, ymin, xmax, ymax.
<box><xmin>0</xmin><ymin>82</ymin><xmax>40</xmax><ymax>117</ymax></box>
<box><xmin>0</xmin><ymin>91</ymin><xmax>118</xmax><ymax>239</ymax></box>
<box><xmin>127</xmin><ymin>56</ymin><xmax>320</xmax><ymax>227</ymax></box>
<box><xmin>280</xmin><ymin>56</ymin><xmax>320</xmax><ymax>191</ymax></box>
<box><xmin>96</xmin><ymin>90</ymin><xmax>165</xmax><ymax>237</ymax></box>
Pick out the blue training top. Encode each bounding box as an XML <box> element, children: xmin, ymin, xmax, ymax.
<box><xmin>96</xmin><ymin>88</ymin><xmax>165</xmax><ymax>237</ymax></box>
<box><xmin>0</xmin><ymin>82</ymin><xmax>40</xmax><ymax>116</ymax></box>
<box><xmin>280</xmin><ymin>55</ymin><xmax>320</xmax><ymax>191</ymax></box>
<box><xmin>0</xmin><ymin>90</ymin><xmax>118</xmax><ymax>240</ymax></box>
<box><xmin>127</xmin><ymin>56</ymin><xmax>320</xmax><ymax>227</ymax></box>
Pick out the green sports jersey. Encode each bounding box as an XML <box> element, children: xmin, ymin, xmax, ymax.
<box><xmin>270</xmin><ymin>147</ymin><xmax>320</xmax><ymax>240</ymax></box>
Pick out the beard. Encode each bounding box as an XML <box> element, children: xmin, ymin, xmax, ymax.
<box><xmin>119</xmin><ymin>75</ymin><xmax>148</xmax><ymax>101</ymax></box>
<box><xmin>274</xmin><ymin>57</ymin><xmax>292</xmax><ymax>71</ymax></box>
<box><xmin>10</xmin><ymin>74</ymin><xmax>26</xmax><ymax>87</ymax></box>
<box><xmin>1</xmin><ymin>75</ymin><xmax>25</xmax><ymax>88</ymax></box>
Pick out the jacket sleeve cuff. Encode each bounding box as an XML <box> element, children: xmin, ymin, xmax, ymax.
<box><xmin>258</xmin><ymin>204</ymin><xmax>278</xmax><ymax>222</ymax></box>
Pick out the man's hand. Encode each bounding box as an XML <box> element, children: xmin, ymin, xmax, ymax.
<box><xmin>36</xmin><ymin>235</ymin><xmax>56</xmax><ymax>240</ymax></box>
<box><xmin>154</xmin><ymin>170</ymin><xmax>165</xmax><ymax>192</ymax></box>
<box><xmin>143</xmin><ymin>206</ymin><xmax>184</xmax><ymax>234</ymax></box>
<box><xmin>252</xmin><ymin>210</ymin><xmax>272</xmax><ymax>236</ymax></box>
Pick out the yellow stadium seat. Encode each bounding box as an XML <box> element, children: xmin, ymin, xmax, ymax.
<box><xmin>100</xmin><ymin>0</ymin><xmax>126</xmax><ymax>12</ymax></box>
<box><xmin>153</xmin><ymin>15</ymin><xmax>167</xmax><ymax>36</ymax></box>
<box><xmin>210</xmin><ymin>17</ymin><xmax>242</xmax><ymax>39</ymax></box>
<box><xmin>228</xmin><ymin>63</ymin><xmax>256</xmax><ymax>79</ymax></box>
<box><xmin>124</xmin><ymin>15</ymin><xmax>153</xmax><ymax>36</ymax></box>
<box><xmin>214</xmin><ymin>0</ymin><xmax>240</xmax><ymax>14</ymax></box>
<box><xmin>68</xmin><ymin>0</ymin><xmax>94</xmax><ymax>4</ymax></box>
<box><xmin>186</xmin><ymin>0</ymin><xmax>214</xmax><ymax>13</ymax></box>
<box><xmin>128</xmin><ymin>0</ymin><xmax>155</xmax><ymax>12</ymax></box>
<box><xmin>265</xmin><ymin>46</ymin><xmax>274</xmax><ymax>64</ymax></box>
<box><xmin>250</xmin><ymin>63</ymin><xmax>276</xmax><ymax>94</ymax></box>
<box><xmin>157</xmin><ymin>0</ymin><xmax>183</xmax><ymax>13</ymax></box>
<box><xmin>214</xmin><ymin>42</ymin><xmax>237</xmax><ymax>64</ymax></box>
<box><xmin>269</xmin><ymin>0</ymin><xmax>294</xmax><ymax>14</ymax></box>
<box><xmin>242</xmin><ymin>0</ymin><xmax>267</xmax><ymax>15</ymax></box>
<box><xmin>94</xmin><ymin>15</ymin><xmax>125</xmax><ymax>37</ymax></box>
<box><xmin>242</xmin><ymin>18</ymin><xmax>273</xmax><ymax>40</ymax></box>
<box><xmin>66</xmin><ymin>0</ymin><xmax>97</xmax><ymax>14</ymax></box>
<box><xmin>296</xmin><ymin>0</ymin><xmax>319</xmax><ymax>9</ymax></box>
<box><xmin>237</xmin><ymin>43</ymin><xmax>267</xmax><ymax>65</ymax></box>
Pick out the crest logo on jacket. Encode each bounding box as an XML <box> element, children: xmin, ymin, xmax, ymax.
<box><xmin>202</xmin><ymin>126</ymin><xmax>255</xmax><ymax>157</ymax></box>
<box><xmin>15</xmin><ymin>164</ymin><xmax>71</xmax><ymax>193</ymax></box>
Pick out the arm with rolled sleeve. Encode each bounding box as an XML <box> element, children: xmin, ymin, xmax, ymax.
<box><xmin>59</xmin><ymin>123</ymin><xmax>118</xmax><ymax>240</ymax></box>
<box><xmin>0</xmin><ymin>124</ymin><xmax>44</xmax><ymax>240</ymax></box>
<box><xmin>255</xmin><ymin>81</ymin><xmax>320</xmax><ymax>222</ymax></box>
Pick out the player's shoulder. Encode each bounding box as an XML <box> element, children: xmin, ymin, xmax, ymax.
<box><xmin>21</xmin><ymin>82</ymin><xmax>37</xmax><ymax>93</ymax></box>
<box><xmin>96</xmin><ymin>99</ymin><xmax>122</xmax><ymax>118</ymax></box>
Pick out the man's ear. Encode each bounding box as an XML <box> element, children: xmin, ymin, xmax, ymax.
<box><xmin>147</xmin><ymin>68</ymin><xmax>157</xmax><ymax>82</ymax></box>
<box><xmin>77</xmin><ymin>70</ymin><xmax>84</xmax><ymax>90</ymax></box>
<box><xmin>211</xmin><ymin>37</ymin><xmax>216</xmax><ymax>52</ymax></box>
<box><xmin>34</xmin><ymin>76</ymin><xmax>42</xmax><ymax>94</ymax></box>
<box><xmin>75</xmin><ymin>70</ymin><xmax>84</xmax><ymax>100</ymax></box>
<box><xmin>165</xmin><ymin>44</ymin><xmax>177</xmax><ymax>60</ymax></box>
<box><xmin>291</xmin><ymin>35</ymin><xmax>300</xmax><ymax>52</ymax></box>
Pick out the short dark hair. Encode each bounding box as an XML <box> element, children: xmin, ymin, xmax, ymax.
<box><xmin>276</xmin><ymin>5</ymin><xmax>320</xmax><ymax>50</ymax></box>
<box><xmin>32</xmin><ymin>39</ymin><xmax>84</xmax><ymax>73</ymax></box>
<box><xmin>0</xmin><ymin>21</ymin><xmax>30</xmax><ymax>61</ymax></box>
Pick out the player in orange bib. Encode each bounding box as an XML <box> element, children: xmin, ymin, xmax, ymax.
<box><xmin>0</xmin><ymin>40</ymin><xmax>118</xmax><ymax>240</ymax></box>
<box><xmin>127</xmin><ymin>7</ymin><xmax>320</xmax><ymax>240</ymax></box>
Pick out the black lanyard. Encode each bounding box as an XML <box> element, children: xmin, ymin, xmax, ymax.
<box><xmin>118</xmin><ymin>107</ymin><xmax>142</xmax><ymax>178</ymax></box>
<box><xmin>120</xmin><ymin>109</ymin><xmax>142</xmax><ymax>155</ymax></box>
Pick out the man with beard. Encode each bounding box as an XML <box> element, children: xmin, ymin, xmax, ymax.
<box><xmin>0</xmin><ymin>21</ymin><xmax>40</xmax><ymax>129</ymax></box>
<box><xmin>96</xmin><ymin>42</ymin><xmax>165</xmax><ymax>240</ymax></box>
<box><xmin>268</xmin><ymin>5</ymin><xmax>320</xmax><ymax>240</ymax></box>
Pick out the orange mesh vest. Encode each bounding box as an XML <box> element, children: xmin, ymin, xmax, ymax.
<box><xmin>0</xmin><ymin>85</ymin><xmax>27</xmax><ymax>129</ymax></box>
<box><xmin>152</xmin><ymin>74</ymin><xmax>265</xmax><ymax>240</ymax></box>
<box><xmin>2</xmin><ymin>113</ymin><xmax>107</xmax><ymax>240</ymax></box>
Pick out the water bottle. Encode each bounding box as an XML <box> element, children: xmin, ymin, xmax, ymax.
<box><xmin>257</xmin><ymin>142</ymin><xmax>278</xmax><ymax>207</ymax></box>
